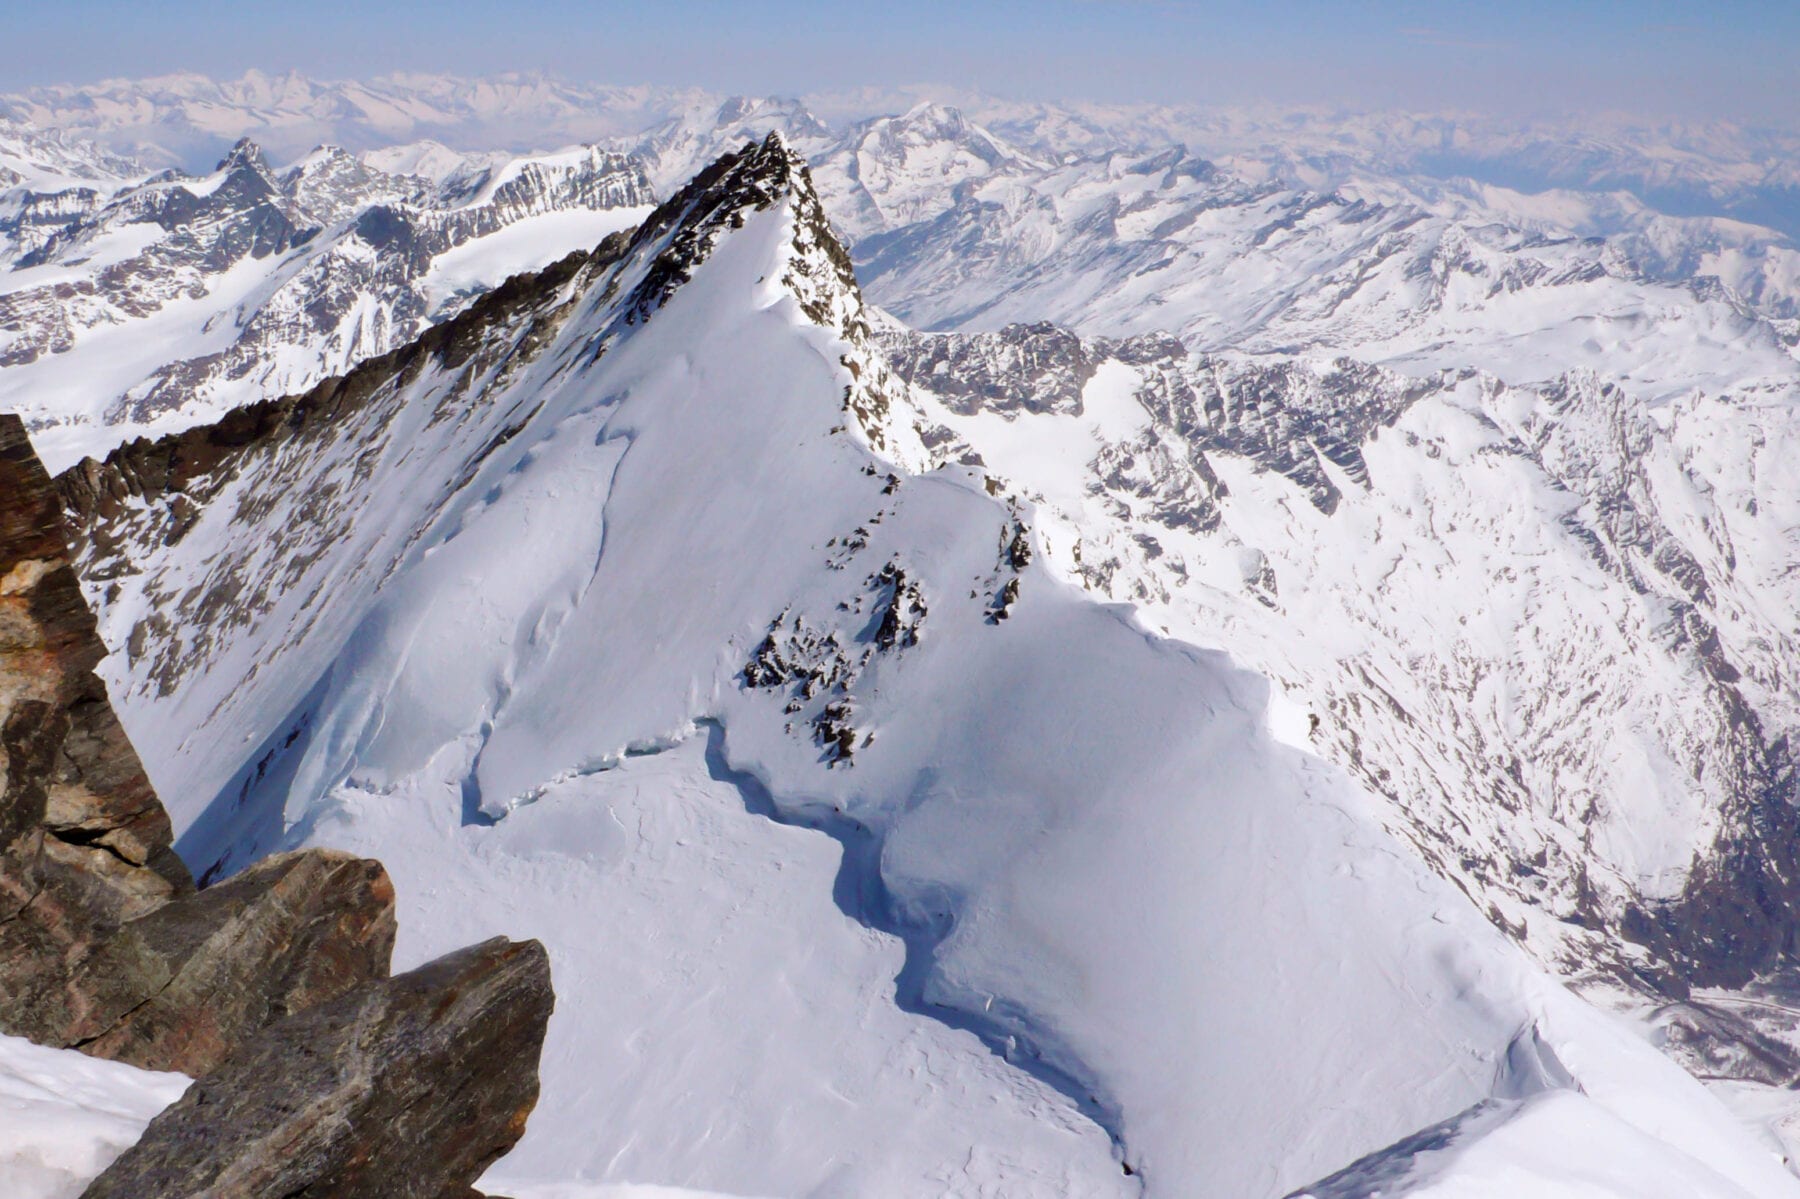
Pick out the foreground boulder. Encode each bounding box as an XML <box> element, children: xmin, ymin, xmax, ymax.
<box><xmin>83</xmin><ymin>936</ymin><xmax>553</xmax><ymax>1199</ymax></box>
<box><xmin>0</xmin><ymin>412</ymin><xmax>396</xmax><ymax>1075</ymax></box>
<box><xmin>60</xmin><ymin>848</ymin><xmax>397</xmax><ymax>1074</ymax></box>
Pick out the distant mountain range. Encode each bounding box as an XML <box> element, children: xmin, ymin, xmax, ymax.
<box><xmin>10</xmin><ymin>69</ymin><xmax>1800</xmax><ymax>238</ymax></box>
<box><xmin>8</xmin><ymin>70</ymin><xmax>1800</xmax><ymax>1199</ymax></box>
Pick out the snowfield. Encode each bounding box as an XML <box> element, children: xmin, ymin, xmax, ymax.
<box><xmin>0</xmin><ymin>1035</ymin><xmax>187</xmax><ymax>1199</ymax></box>
<box><xmin>45</xmin><ymin>137</ymin><xmax>1800</xmax><ymax>1198</ymax></box>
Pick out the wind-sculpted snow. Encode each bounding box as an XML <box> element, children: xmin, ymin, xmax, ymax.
<box><xmin>0</xmin><ymin>133</ymin><xmax>652</xmax><ymax>470</ymax></box>
<box><xmin>881</xmin><ymin>319</ymin><xmax>1800</xmax><ymax>1075</ymax></box>
<box><xmin>50</xmin><ymin>138</ymin><xmax>1800</xmax><ymax>1198</ymax></box>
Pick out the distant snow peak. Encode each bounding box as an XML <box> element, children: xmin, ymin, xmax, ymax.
<box><xmin>0</xmin><ymin>130</ymin><xmax>654</xmax><ymax>470</ymax></box>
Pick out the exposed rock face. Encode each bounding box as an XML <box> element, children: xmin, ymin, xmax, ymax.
<box><xmin>82</xmin><ymin>937</ymin><xmax>553</xmax><ymax>1199</ymax></box>
<box><xmin>0</xmin><ymin>412</ymin><xmax>396</xmax><ymax>1075</ymax></box>
<box><xmin>883</xmin><ymin>320</ymin><xmax>1095</xmax><ymax>418</ymax></box>
<box><xmin>1</xmin><ymin>407</ymin><xmax>192</xmax><ymax>962</ymax></box>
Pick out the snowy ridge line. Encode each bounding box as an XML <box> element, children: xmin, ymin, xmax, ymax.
<box><xmin>44</xmin><ymin>132</ymin><xmax>792</xmax><ymax>535</ymax></box>
<box><xmin>51</xmin><ymin>132</ymin><xmax>879</xmax><ymax>870</ymax></box>
<box><xmin>15</xmin><ymin>71</ymin><xmax>1800</xmax><ymax>245</ymax></box>
<box><xmin>15</xmin><ymin>81</ymin><xmax>1800</xmax><ymax>484</ymax></box>
<box><xmin>41</xmin><ymin>135</ymin><xmax>1800</xmax><ymax>1197</ymax></box>
<box><xmin>54</xmin><ymin>240</ymin><xmax>610</xmax><ymax>535</ymax></box>
<box><xmin>49</xmin><ymin>131</ymin><xmax>1142</xmax><ymax>1190</ymax></box>
<box><xmin>1</xmin><ymin>127</ymin><xmax>654</xmax><ymax>471</ymax></box>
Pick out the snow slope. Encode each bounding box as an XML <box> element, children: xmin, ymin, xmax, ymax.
<box><xmin>56</xmin><ymin>136</ymin><xmax>1800</xmax><ymax>1199</ymax></box>
<box><xmin>0</xmin><ymin>1035</ymin><xmax>187</xmax><ymax>1199</ymax></box>
<box><xmin>878</xmin><ymin>323</ymin><xmax>1800</xmax><ymax>990</ymax></box>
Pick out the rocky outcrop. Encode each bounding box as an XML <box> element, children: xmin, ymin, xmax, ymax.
<box><xmin>54</xmin><ymin>848</ymin><xmax>396</xmax><ymax>1074</ymax></box>
<box><xmin>3</xmin><ymin>408</ymin><xmax>552</xmax><ymax>1198</ymax></box>
<box><xmin>882</xmin><ymin>321</ymin><xmax>1096</xmax><ymax>418</ymax></box>
<box><xmin>82</xmin><ymin>936</ymin><xmax>551</xmax><ymax>1199</ymax></box>
<box><xmin>0</xmin><ymin>412</ymin><xmax>396</xmax><ymax>1076</ymax></box>
<box><xmin>1</xmin><ymin>411</ymin><xmax>191</xmax><ymax>924</ymax></box>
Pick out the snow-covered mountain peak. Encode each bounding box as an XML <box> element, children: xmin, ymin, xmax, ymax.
<box><xmin>714</xmin><ymin>95</ymin><xmax>834</xmax><ymax>142</ymax></box>
<box><xmin>213</xmin><ymin>135</ymin><xmax>275</xmax><ymax>177</ymax></box>
<box><xmin>619</xmin><ymin>96</ymin><xmax>839</xmax><ymax>196</ymax></box>
<box><xmin>0</xmin><ymin>132</ymin><xmax>655</xmax><ymax>469</ymax></box>
<box><xmin>15</xmin><ymin>77</ymin><xmax>1800</xmax><ymax>1199</ymax></box>
<box><xmin>47</xmin><ymin>139</ymin><xmax>1800</xmax><ymax>1199</ymax></box>
<box><xmin>0</xmin><ymin>117</ymin><xmax>146</xmax><ymax>193</ymax></box>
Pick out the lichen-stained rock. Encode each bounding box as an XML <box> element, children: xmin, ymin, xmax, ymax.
<box><xmin>0</xmin><ymin>846</ymin><xmax>395</xmax><ymax>1075</ymax></box>
<box><xmin>82</xmin><ymin>937</ymin><xmax>553</xmax><ymax>1199</ymax></box>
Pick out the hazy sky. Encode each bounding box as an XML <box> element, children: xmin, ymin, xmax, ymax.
<box><xmin>7</xmin><ymin>0</ymin><xmax>1797</xmax><ymax>122</ymax></box>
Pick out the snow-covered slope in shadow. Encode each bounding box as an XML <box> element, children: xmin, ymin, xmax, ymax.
<box><xmin>56</xmin><ymin>137</ymin><xmax>1800</xmax><ymax>1198</ymax></box>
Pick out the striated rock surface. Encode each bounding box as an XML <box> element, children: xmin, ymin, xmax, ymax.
<box><xmin>60</xmin><ymin>848</ymin><xmax>395</xmax><ymax>1075</ymax></box>
<box><xmin>0</xmin><ymin>412</ymin><xmax>396</xmax><ymax>1075</ymax></box>
<box><xmin>82</xmin><ymin>936</ymin><xmax>553</xmax><ymax>1199</ymax></box>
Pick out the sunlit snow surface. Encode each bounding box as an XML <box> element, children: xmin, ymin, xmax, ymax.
<box><xmin>57</xmin><ymin>151</ymin><xmax>1800</xmax><ymax>1198</ymax></box>
<box><xmin>314</xmin><ymin>736</ymin><xmax>1129</xmax><ymax>1196</ymax></box>
<box><xmin>0</xmin><ymin>1035</ymin><xmax>187</xmax><ymax>1199</ymax></box>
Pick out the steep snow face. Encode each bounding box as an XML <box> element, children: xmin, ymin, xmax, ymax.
<box><xmin>0</xmin><ymin>136</ymin><xmax>652</xmax><ymax>471</ymax></box>
<box><xmin>58</xmin><ymin>139</ymin><xmax>1800</xmax><ymax>1199</ymax></box>
<box><xmin>882</xmin><ymin>321</ymin><xmax>1800</xmax><ymax>1056</ymax></box>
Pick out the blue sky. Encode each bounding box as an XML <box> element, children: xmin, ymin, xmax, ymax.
<box><xmin>7</xmin><ymin>0</ymin><xmax>1797</xmax><ymax>121</ymax></box>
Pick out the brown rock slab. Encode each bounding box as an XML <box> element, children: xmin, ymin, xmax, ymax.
<box><xmin>82</xmin><ymin>937</ymin><xmax>554</xmax><ymax>1199</ymax></box>
<box><xmin>70</xmin><ymin>848</ymin><xmax>396</xmax><ymax>1074</ymax></box>
<box><xmin>1</xmin><ymin>411</ymin><xmax>190</xmax><ymax>934</ymax></box>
